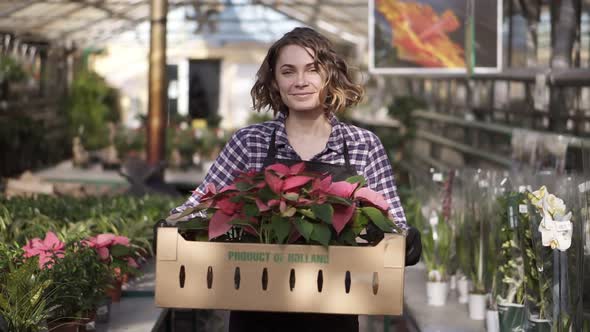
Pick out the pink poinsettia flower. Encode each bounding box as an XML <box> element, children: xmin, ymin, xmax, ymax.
<box><xmin>126</xmin><ymin>257</ymin><xmax>139</xmax><ymax>268</ymax></box>
<box><xmin>208</xmin><ymin>210</ymin><xmax>234</xmax><ymax>240</ymax></box>
<box><xmin>84</xmin><ymin>233</ymin><xmax>131</xmax><ymax>261</ymax></box>
<box><xmin>283</xmin><ymin>175</ymin><xmax>313</xmax><ymax>192</ymax></box>
<box><xmin>333</xmin><ymin>203</ymin><xmax>357</xmax><ymax>234</ymax></box>
<box><xmin>354</xmin><ymin>187</ymin><xmax>389</xmax><ymax>211</ymax></box>
<box><xmin>22</xmin><ymin>231</ymin><xmax>65</xmax><ymax>269</ymax></box>
<box><xmin>265</xmin><ymin>171</ymin><xmax>284</xmax><ymax>194</ymax></box>
<box><xmin>326</xmin><ymin>181</ymin><xmax>359</xmax><ymax>198</ymax></box>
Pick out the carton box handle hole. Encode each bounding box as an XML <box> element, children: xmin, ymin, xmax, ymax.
<box><xmin>234</xmin><ymin>267</ymin><xmax>241</xmax><ymax>290</ymax></box>
<box><xmin>317</xmin><ymin>270</ymin><xmax>324</xmax><ymax>293</ymax></box>
<box><xmin>345</xmin><ymin>271</ymin><xmax>351</xmax><ymax>294</ymax></box>
<box><xmin>289</xmin><ymin>269</ymin><xmax>296</xmax><ymax>291</ymax></box>
<box><xmin>207</xmin><ymin>266</ymin><xmax>213</xmax><ymax>289</ymax></box>
<box><xmin>261</xmin><ymin>268</ymin><xmax>268</xmax><ymax>291</ymax></box>
<box><xmin>179</xmin><ymin>265</ymin><xmax>186</xmax><ymax>288</ymax></box>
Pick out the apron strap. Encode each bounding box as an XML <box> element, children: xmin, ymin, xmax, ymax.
<box><xmin>264</xmin><ymin>128</ymin><xmax>352</xmax><ymax>168</ymax></box>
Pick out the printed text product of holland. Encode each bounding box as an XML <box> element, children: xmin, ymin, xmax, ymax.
<box><xmin>227</xmin><ymin>251</ymin><xmax>329</xmax><ymax>264</ymax></box>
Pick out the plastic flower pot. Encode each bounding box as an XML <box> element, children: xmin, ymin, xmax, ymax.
<box><xmin>486</xmin><ymin>309</ymin><xmax>500</xmax><ymax>332</ymax></box>
<box><xmin>527</xmin><ymin>315</ymin><xmax>551</xmax><ymax>332</ymax></box>
<box><xmin>498</xmin><ymin>303</ymin><xmax>525</xmax><ymax>331</ymax></box>
<box><xmin>457</xmin><ymin>277</ymin><xmax>470</xmax><ymax>304</ymax></box>
<box><xmin>105</xmin><ymin>279</ymin><xmax>122</xmax><ymax>303</ymax></box>
<box><xmin>426</xmin><ymin>281</ymin><xmax>449</xmax><ymax>306</ymax></box>
<box><xmin>468</xmin><ymin>293</ymin><xmax>487</xmax><ymax>320</ymax></box>
<box><xmin>449</xmin><ymin>274</ymin><xmax>457</xmax><ymax>290</ymax></box>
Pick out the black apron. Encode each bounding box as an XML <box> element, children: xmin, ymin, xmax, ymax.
<box><xmin>229</xmin><ymin>130</ymin><xmax>359</xmax><ymax>332</ymax></box>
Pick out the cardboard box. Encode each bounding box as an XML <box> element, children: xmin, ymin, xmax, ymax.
<box><xmin>155</xmin><ymin>227</ymin><xmax>405</xmax><ymax>315</ymax></box>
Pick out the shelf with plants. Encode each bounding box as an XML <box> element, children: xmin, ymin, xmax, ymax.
<box><xmin>0</xmin><ymin>194</ymin><xmax>182</xmax><ymax>331</ymax></box>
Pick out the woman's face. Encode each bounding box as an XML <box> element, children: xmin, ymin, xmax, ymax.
<box><xmin>274</xmin><ymin>44</ymin><xmax>325</xmax><ymax>114</ymax></box>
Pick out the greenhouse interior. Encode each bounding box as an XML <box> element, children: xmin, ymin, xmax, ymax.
<box><xmin>1</xmin><ymin>0</ymin><xmax>590</xmax><ymax>331</ymax></box>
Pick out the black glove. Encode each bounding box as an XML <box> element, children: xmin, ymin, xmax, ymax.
<box><xmin>405</xmin><ymin>226</ymin><xmax>422</xmax><ymax>266</ymax></box>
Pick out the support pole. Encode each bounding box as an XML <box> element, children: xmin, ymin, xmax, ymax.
<box><xmin>147</xmin><ymin>0</ymin><xmax>168</xmax><ymax>175</ymax></box>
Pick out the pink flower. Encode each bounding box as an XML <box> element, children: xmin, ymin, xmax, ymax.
<box><xmin>84</xmin><ymin>233</ymin><xmax>131</xmax><ymax>261</ymax></box>
<box><xmin>22</xmin><ymin>231</ymin><xmax>65</xmax><ymax>269</ymax></box>
<box><xmin>354</xmin><ymin>187</ymin><xmax>389</xmax><ymax>211</ymax></box>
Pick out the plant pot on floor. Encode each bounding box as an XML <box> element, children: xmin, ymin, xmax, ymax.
<box><xmin>449</xmin><ymin>274</ymin><xmax>457</xmax><ymax>290</ymax></box>
<box><xmin>106</xmin><ymin>279</ymin><xmax>123</xmax><ymax>303</ymax></box>
<box><xmin>457</xmin><ymin>277</ymin><xmax>470</xmax><ymax>304</ymax></box>
<box><xmin>486</xmin><ymin>309</ymin><xmax>500</xmax><ymax>332</ymax></box>
<box><xmin>426</xmin><ymin>281</ymin><xmax>449</xmax><ymax>306</ymax></box>
<box><xmin>498</xmin><ymin>303</ymin><xmax>525</xmax><ymax>331</ymax></box>
<box><xmin>468</xmin><ymin>293</ymin><xmax>487</xmax><ymax>320</ymax></box>
<box><xmin>527</xmin><ymin>315</ymin><xmax>551</xmax><ymax>332</ymax></box>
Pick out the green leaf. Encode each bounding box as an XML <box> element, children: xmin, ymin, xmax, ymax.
<box><xmin>258</xmin><ymin>186</ymin><xmax>277</xmax><ymax>201</ymax></box>
<box><xmin>311</xmin><ymin>204</ymin><xmax>333</xmax><ymax>224</ymax></box>
<box><xmin>178</xmin><ymin>219</ymin><xmax>209</xmax><ymax>230</ymax></box>
<box><xmin>325</xmin><ymin>196</ymin><xmax>352</xmax><ymax>206</ymax></box>
<box><xmin>311</xmin><ymin>223</ymin><xmax>332</xmax><ymax>246</ymax></box>
<box><xmin>236</xmin><ymin>181</ymin><xmax>256</xmax><ymax>191</ymax></box>
<box><xmin>271</xmin><ymin>215</ymin><xmax>291</xmax><ymax>244</ymax></box>
<box><xmin>338</xmin><ymin>227</ymin><xmax>358</xmax><ymax>246</ymax></box>
<box><xmin>294</xmin><ymin>217</ymin><xmax>314</xmax><ymax>241</ymax></box>
<box><xmin>362</xmin><ymin>207</ymin><xmax>395</xmax><ymax>232</ymax></box>
<box><xmin>351</xmin><ymin>209</ymin><xmax>369</xmax><ymax>235</ymax></box>
<box><xmin>110</xmin><ymin>244</ymin><xmax>133</xmax><ymax>257</ymax></box>
<box><xmin>244</xmin><ymin>204</ymin><xmax>259</xmax><ymax>217</ymax></box>
<box><xmin>298</xmin><ymin>209</ymin><xmax>316</xmax><ymax>220</ymax></box>
<box><xmin>345</xmin><ymin>175</ymin><xmax>366</xmax><ymax>187</ymax></box>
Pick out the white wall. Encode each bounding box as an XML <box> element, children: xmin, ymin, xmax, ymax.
<box><xmin>92</xmin><ymin>40</ymin><xmax>269</xmax><ymax>130</ymax></box>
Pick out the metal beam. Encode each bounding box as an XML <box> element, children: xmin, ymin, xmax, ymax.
<box><xmin>0</xmin><ymin>0</ymin><xmax>42</xmax><ymax>18</ymax></box>
<box><xmin>416</xmin><ymin>130</ymin><xmax>513</xmax><ymax>167</ymax></box>
<box><xmin>27</xmin><ymin>3</ymin><xmax>88</xmax><ymax>31</ymax></box>
<box><xmin>58</xmin><ymin>1</ymin><xmax>141</xmax><ymax>38</ymax></box>
<box><xmin>257</xmin><ymin>1</ymin><xmax>362</xmax><ymax>44</ymax></box>
<box><xmin>413</xmin><ymin>110</ymin><xmax>590</xmax><ymax>149</ymax></box>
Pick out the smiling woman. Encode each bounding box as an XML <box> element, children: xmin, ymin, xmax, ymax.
<box><xmin>169</xmin><ymin>26</ymin><xmax>421</xmax><ymax>332</ymax></box>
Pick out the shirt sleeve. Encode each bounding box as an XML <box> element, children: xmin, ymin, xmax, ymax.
<box><xmin>362</xmin><ymin>133</ymin><xmax>408</xmax><ymax>230</ymax></box>
<box><xmin>169</xmin><ymin>129</ymin><xmax>250</xmax><ymax>219</ymax></box>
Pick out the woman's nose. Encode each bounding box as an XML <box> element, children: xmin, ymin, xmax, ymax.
<box><xmin>294</xmin><ymin>72</ymin><xmax>308</xmax><ymax>87</ymax></box>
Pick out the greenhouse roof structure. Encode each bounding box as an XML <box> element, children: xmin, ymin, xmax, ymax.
<box><xmin>0</xmin><ymin>0</ymin><xmax>368</xmax><ymax>47</ymax></box>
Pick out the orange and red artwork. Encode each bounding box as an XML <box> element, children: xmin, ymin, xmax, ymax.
<box><xmin>376</xmin><ymin>0</ymin><xmax>465</xmax><ymax>68</ymax></box>
<box><xmin>371</xmin><ymin>0</ymin><xmax>501</xmax><ymax>74</ymax></box>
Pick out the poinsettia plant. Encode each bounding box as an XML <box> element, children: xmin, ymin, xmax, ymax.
<box><xmin>22</xmin><ymin>231</ymin><xmax>65</xmax><ymax>269</ymax></box>
<box><xmin>83</xmin><ymin>233</ymin><xmax>141</xmax><ymax>278</ymax></box>
<box><xmin>177</xmin><ymin>162</ymin><xmax>402</xmax><ymax>246</ymax></box>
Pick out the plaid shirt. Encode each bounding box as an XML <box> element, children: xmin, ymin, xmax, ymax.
<box><xmin>171</xmin><ymin>112</ymin><xmax>407</xmax><ymax>229</ymax></box>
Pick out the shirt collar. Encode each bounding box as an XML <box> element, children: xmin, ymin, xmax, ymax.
<box><xmin>274</xmin><ymin>112</ymin><xmax>344</xmax><ymax>153</ymax></box>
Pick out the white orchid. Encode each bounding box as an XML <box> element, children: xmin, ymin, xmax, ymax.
<box><xmin>529</xmin><ymin>186</ymin><xmax>573</xmax><ymax>252</ymax></box>
<box><xmin>529</xmin><ymin>186</ymin><xmax>547</xmax><ymax>209</ymax></box>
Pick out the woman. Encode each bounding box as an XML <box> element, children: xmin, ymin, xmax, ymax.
<box><xmin>170</xmin><ymin>27</ymin><xmax>420</xmax><ymax>332</ymax></box>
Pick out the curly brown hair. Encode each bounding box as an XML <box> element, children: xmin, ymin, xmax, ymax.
<box><xmin>250</xmin><ymin>27</ymin><xmax>364</xmax><ymax>116</ymax></box>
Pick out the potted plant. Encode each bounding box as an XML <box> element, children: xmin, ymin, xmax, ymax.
<box><xmin>421</xmin><ymin>212</ymin><xmax>452</xmax><ymax>306</ymax></box>
<box><xmin>523</xmin><ymin>186</ymin><xmax>573</xmax><ymax>332</ymax></box>
<box><xmin>463</xmin><ymin>170</ymin><xmax>497</xmax><ymax>321</ymax></box>
<box><xmin>0</xmin><ymin>258</ymin><xmax>60</xmax><ymax>332</ymax></box>
<box><xmin>83</xmin><ymin>233</ymin><xmax>141</xmax><ymax>302</ymax></box>
<box><xmin>494</xmin><ymin>189</ymin><xmax>527</xmax><ymax>332</ymax></box>
<box><xmin>176</xmin><ymin>162</ymin><xmax>402</xmax><ymax>246</ymax></box>
<box><xmin>32</xmin><ymin>238</ymin><xmax>112</xmax><ymax>332</ymax></box>
<box><xmin>411</xmin><ymin>170</ymin><xmax>454</xmax><ymax>306</ymax></box>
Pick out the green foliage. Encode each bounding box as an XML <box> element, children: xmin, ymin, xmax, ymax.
<box><xmin>0</xmin><ymin>259</ymin><xmax>59</xmax><ymax>332</ymax></box>
<box><xmin>67</xmin><ymin>69</ymin><xmax>119</xmax><ymax>150</ymax></box>
<box><xmin>0</xmin><ymin>195</ymin><xmax>181</xmax><ymax>256</ymax></box>
<box><xmin>386</xmin><ymin>96</ymin><xmax>425</xmax><ymax>142</ymax></box>
<box><xmin>520</xmin><ymin>199</ymin><xmax>553</xmax><ymax>320</ymax></box>
<box><xmin>421</xmin><ymin>213</ymin><xmax>452</xmax><ymax>281</ymax></box>
<box><xmin>39</xmin><ymin>244</ymin><xmax>112</xmax><ymax>320</ymax></box>
<box><xmin>0</xmin><ymin>56</ymin><xmax>27</xmax><ymax>83</ymax></box>
<box><xmin>495</xmin><ymin>191</ymin><xmax>526</xmax><ymax>305</ymax></box>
